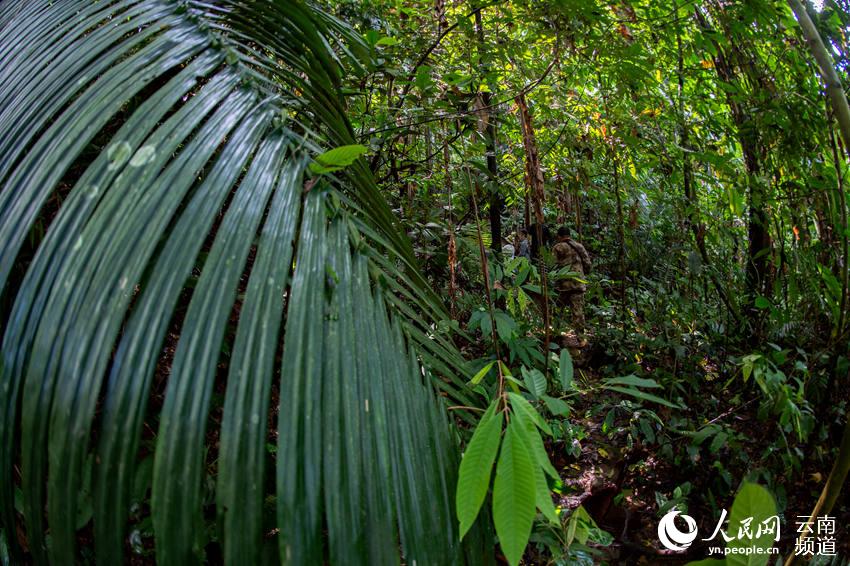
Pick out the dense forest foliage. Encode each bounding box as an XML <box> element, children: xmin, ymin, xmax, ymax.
<box><xmin>1</xmin><ymin>0</ymin><xmax>850</xmax><ymax>564</ymax></box>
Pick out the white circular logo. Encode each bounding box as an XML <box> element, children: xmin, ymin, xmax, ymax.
<box><xmin>657</xmin><ymin>509</ymin><xmax>698</xmax><ymax>551</ymax></box>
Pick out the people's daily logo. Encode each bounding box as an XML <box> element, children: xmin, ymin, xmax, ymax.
<box><xmin>656</xmin><ymin>507</ymin><xmax>839</xmax><ymax>558</ymax></box>
<box><xmin>657</xmin><ymin>509</ymin><xmax>698</xmax><ymax>551</ymax></box>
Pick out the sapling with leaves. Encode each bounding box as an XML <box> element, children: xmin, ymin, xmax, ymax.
<box><xmin>457</xmin><ymin>346</ymin><xmax>578</xmax><ymax>564</ymax></box>
<box><xmin>455</xmin><ymin>385</ymin><xmax>560</xmax><ymax>566</ymax></box>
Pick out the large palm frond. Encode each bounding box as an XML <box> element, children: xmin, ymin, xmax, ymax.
<box><xmin>0</xmin><ymin>1</ymin><xmax>487</xmax><ymax>563</ymax></box>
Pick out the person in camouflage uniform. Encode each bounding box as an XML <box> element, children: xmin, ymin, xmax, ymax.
<box><xmin>552</xmin><ymin>226</ymin><xmax>591</xmax><ymax>331</ymax></box>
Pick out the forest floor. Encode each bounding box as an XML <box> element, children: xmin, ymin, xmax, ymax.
<box><xmin>541</xmin><ymin>340</ymin><xmax>850</xmax><ymax>565</ymax></box>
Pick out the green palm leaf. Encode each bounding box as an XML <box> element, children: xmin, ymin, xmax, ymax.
<box><xmin>0</xmin><ymin>1</ymin><xmax>486</xmax><ymax>563</ymax></box>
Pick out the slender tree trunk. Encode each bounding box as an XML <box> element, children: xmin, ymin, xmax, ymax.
<box><xmin>598</xmin><ymin>78</ymin><xmax>627</xmax><ymax>314</ymax></box>
<box><xmin>516</xmin><ymin>94</ymin><xmax>545</xmax><ymax>229</ymax></box>
<box><xmin>444</xmin><ymin>124</ymin><xmax>458</xmax><ymax>319</ymax></box>
<box><xmin>474</xmin><ymin>9</ymin><xmax>503</xmax><ymax>253</ymax></box>
<box><xmin>516</xmin><ymin>93</ymin><xmax>552</xmax><ymax>368</ymax></box>
<box><xmin>676</xmin><ymin>12</ymin><xmax>705</xmax><ymax>259</ymax></box>
<box><xmin>523</xmin><ymin>192</ymin><xmax>531</xmax><ymax>228</ymax></box>
<box><xmin>674</xmin><ymin>18</ymin><xmax>742</xmax><ymax>321</ymax></box>
<box><xmin>484</xmin><ymin>97</ymin><xmax>502</xmax><ymax>254</ymax></box>
<box><xmin>790</xmin><ymin>0</ymin><xmax>850</xmax><ymax>149</ymax></box>
<box><xmin>744</xmin><ymin>149</ymin><xmax>771</xmax><ymax>299</ymax></box>
<box><xmin>557</xmin><ymin>177</ymin><xmax>571</xmax><ymax>223</ymax></box>
<box><xmin>425</xmin><ymin>124</ymin><xmax>434</xmax><ymax>181</ymax></box>
<box><xmin>576</xmin><ymin>169</ymin><xmax>585</xmax><ymax>237</ymax></box>
<box><xmin>611</xmin><ymin>153</ymin><xmax>627</xmax><ymax>315</ymax></box>
<box><xmin>827</xmin><ymin>120</ymin><xmax>849</xmax><ymax>339</ymax></box>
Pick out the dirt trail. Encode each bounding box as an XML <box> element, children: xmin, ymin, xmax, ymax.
<box><xmin>549</xmin><ymin>341</ymin><xmax>693</xmax><ymax>564</ymax></box>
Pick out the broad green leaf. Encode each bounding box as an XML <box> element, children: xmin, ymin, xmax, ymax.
<box><xmin>470</xmin><ymin>360</ymin><xmax>496</xmax><ymax>385</ymax></box>
<box><xmin>534</xmin><ymin>465</ymin><xmax>559</xmax><ymax>525</ymax></box>
<box><xmin>493</xmin><ymin>312</ymin><xmax>517</xmax><ymax>342</ymax></box>
<box><xmin>510</xmin><ymin>397</ymin><xmax>558</xmax><ymax>479</ymax></box>
<box><xmin>516</xmin><ymin>422</ymin><xmax>560</xmax><ymax>525</ymax></box>
<box><xmin>456</xmin><ymin>401</ymin><xmax>503</xmax><ymax>539</ymax></box>
<box><xmin>364</xmin><ymin>29</ymin><xmax>381</xmax><ymax>45</ymax></box>
<box><xmin>5</xmin><ymin>31</ymin><xmax>219</xmax><ymax>564</ymax></box>
<box><xmin>565</xmin><ymin>505</ymin><xmax>594</xmax><ymax>547</ymax></box>
<box><xmin>604</xmin><ymin>374</ymin><xmax>661</xmax><ymax>389</ymax></box>
<box><xmin>709</xmin><ymin>431</ymin><xmax>728</xmax><ymax>453</ymax></box>
<box><xmin>743</xmin><ymin>362</ymin><xmax>753</xmax><ymax>382</ymax></box>
<box><xmin>511</xmin><ymin>417</ymin><xmax>559</xmax><ymax>525</ymax></box>
<box><xmin>726</xmin><ymin>483</ymin><xmax>778</xmax><ymax>566</ymax></box>
<box><xmin>309</xmin><ymin>144</ymin><xmax>368</xmax><ymax>174</ymax></box>
<box><xmin>92</xmin><ymin>105</ymin><xmax>272</xmax><ymax>564</ymax></box>
<box><xmin>275</xmin><ymin>193</ymin><xmax>330</xmax><ymax>566</ymax></box>
<box><xmin>819</xmin><ymin>264</ymin><xmax>842</xmax><ymax>300</ymax></box>
<box><xmin>542</xmin><ymin>395</ymin><xmax>570</xmax><ymax>417</ymax></box>
<box><xmin>521</xmin><ymin>367</ymin><xmax>547</xmax><ymax>398</ymax></box>
<box><xmin>566</xmin><ymin>508</ymin><xmax>579</xmax><ymax>548</ymax></box>
<box><xmin>603</xmin><ymin>385</ymin><xmax>683</xmax><ymax>409</ymax></box>
<box><xmin>638</xmin><ymin>418</ymin><xmax>656</xmax><ymax>444</ymax></box>
<box><xmin>504</xmin><ymin>375</ymin><xmax>523</xmax><ymax>393</ymax></box>
<box><xmin>691</xmin><ymin>425</ymin><xmax>720</xmax><ymax>445</ymax></box>
<box><xmin>508</xmin><ymin>393</ymin><xmax>552</xmax><ymax>436</ymax></box>
<box><xmin>493</xmin><ymin>421</ymin><xmax>537</xmax><ymax>566</ymax></box>
<box><xmin>559</xmin><ymin>349</ymin><xmax>574</xmax><ymax>391</ymax></box>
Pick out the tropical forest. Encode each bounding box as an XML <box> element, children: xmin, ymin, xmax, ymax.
<box><xmin>1</xmin><ymin>0</ymin><xmax>850</xmax><ymax>564</ymax></box>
